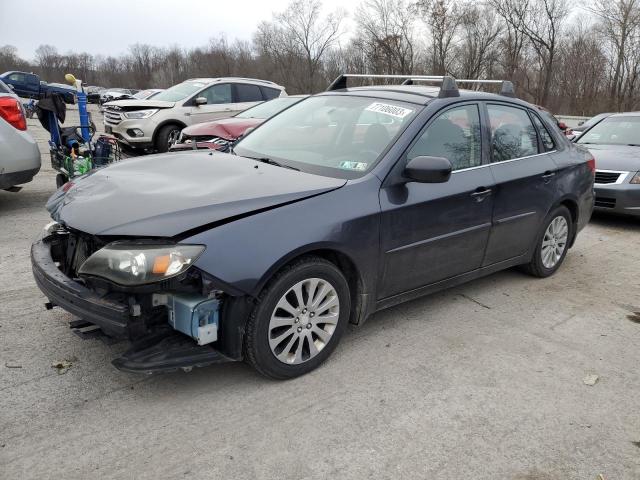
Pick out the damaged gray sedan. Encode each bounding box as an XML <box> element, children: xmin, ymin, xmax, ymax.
<box><xmin>31</xmin><ymin>75</ymin><xmax>594</xmax><ymax>378</ymax></box>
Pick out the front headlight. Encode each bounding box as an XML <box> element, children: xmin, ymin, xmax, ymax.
<box><xmin>78</xmin><ymin>243</ymin><xmax>205</xmax><ymax>286</ymax></box>
<box><xmin>630</xmin><ymin>172</ymin><xmax>640</xmax><ymax>184</ymax></box>
<box><xmin>123</xmin><ymin>109</ymin><xmax>159</xmax><ymax>119</ymax></box>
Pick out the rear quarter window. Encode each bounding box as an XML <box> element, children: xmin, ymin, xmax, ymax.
<box><xmin>530</xmin><ymin>113</ymin><xmax>556</xmax><ymax>151</ymax></box>
<box><xmin>260</xmin><ymin>86</ymin><xmax>281</xmax><ymax>100</ymax></box>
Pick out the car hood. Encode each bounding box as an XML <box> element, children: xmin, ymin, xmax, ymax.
<box><xmin>47</xmin><ymin>152</ymin><xmax>346</xmax><ymax>237</ymax></box>
<box><xmin>583</xmin><ymin>144</ymin><xmax>640</xmax><ymax>172</ymax></box>
<box><xmin>182</xmin><ymin>117</ymin><xmax>264</xmax><ymax>140</ymax></box>
<box><xmin>104</xmin><ymin>99</ymin><xmax>175</xmax><ymax>109</ymax></box>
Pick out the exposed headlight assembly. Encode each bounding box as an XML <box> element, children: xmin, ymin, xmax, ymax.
<box><xmin>630</xmin><ymin>172</ymin><xmax>640</xmax><ymax>184</ymax></box>
<box><xmin>123</xmin><ymin>109</ymin><xmax>159</xmax><ymax>119</ymax></box>
<box><xmin>79</xmin><ymin>243</ymin><xmax>205</xmax><ymax>286</ymax></box>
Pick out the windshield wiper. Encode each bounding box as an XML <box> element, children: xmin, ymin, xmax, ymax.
<box><xmin>627</xmin><ymin>143</ymin><xmax>640</xmax><ymax>147</ymax></box>
<box><xmin>247</xmin><ymin>156</ymin><xmax>300</xmax><ymax>171</ymax></box>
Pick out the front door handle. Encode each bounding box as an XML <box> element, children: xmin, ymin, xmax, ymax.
<box><xmin>471</xmin><ymin>187</ymin><xmax>492</xmax><ymax>202</ymax></box>
<box><xmin>542</xmin><ymin>171</ymin><xmax>556</xmax><ymax>182</ymax></box>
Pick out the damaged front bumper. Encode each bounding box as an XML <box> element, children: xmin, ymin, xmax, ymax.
<box><xmin>31</xmin><ymin>236</ymin><xmax>234</xmax><ymax>373</ymax></box>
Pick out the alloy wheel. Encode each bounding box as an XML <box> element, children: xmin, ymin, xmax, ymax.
<box><xmin>541</xmin><ymin>216</ymin><xmax>569</xmax><ymax>269</ymax></box>
<box><xmin>268</xmin><ymin>278</ymin><xmax>340</xmax><ymax>365</ymax></box>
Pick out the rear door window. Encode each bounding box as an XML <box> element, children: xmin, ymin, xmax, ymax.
<box><xmin>487</xmin><ymin>104</ymin><xmax>539</xmax><ymax>162</ymax></box>
<box><xmin>235</xmin><ymin>83</ymin><xmax>263</xmax><ymax>102</ymax></box>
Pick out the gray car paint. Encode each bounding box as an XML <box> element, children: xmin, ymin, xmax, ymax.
<box><xmin>37</xmin><ymin>86</ymin><xmax>595</xmax><ymax>351</ymax></box>
<box><xmin>49</xmin><ymin>152</ymin><xmax>346</xmax><ymax>237</ymax></box>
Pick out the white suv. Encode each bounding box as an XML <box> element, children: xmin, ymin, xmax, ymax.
<box><xmin>103</xmin><ymin>78</ymin><xmax>286</xmax><ymax>152</ymax></box>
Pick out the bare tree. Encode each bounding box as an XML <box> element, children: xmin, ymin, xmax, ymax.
<box><xmin>489</xmin><ymin>0</ymin><xmax>569</xmax><ymax>104</ymax></box>
<box><xmin>355</xmin><ymin>0</ymin><xmax>417</xmax><ymax>74</ymax></box>
<box><xmin>418</xmin><ymin>0</ymin><xmax>463</xmax><ymax>75</ymax></box>
<box><xmin>587</xmin><ymin>0</ymin><xmax>640</xmax><ymax>110</ymax></box>
<box><xmin>453</xmin><ymin>4</ymin><xmax>503</xmax><ymax>79</ymax></box>
<box><xmin>255</xmin><ymin>0</ymin><xmax>344</xmax><ymax>92</ymax></box>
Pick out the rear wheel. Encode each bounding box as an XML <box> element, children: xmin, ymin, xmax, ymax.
<box><xmin>155</xmin><ymin>124</ymin><xmax>181</xmax><ymax>153</ymax></box>
<box><xmin>55</xmin><ymin>173</ymin><xmax>68</xmax><ymax>189</ymax></box>
<box><xmin>523</xmin><ymin>205</ymin><xmax>573</xmax><ymax>278</ymax></box>
<box><xmin>244</xmin><ymin>256</ymin><xmax>351</xmax><ymax>379</ymax></box>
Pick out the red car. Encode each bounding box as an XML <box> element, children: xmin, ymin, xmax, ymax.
<box><xmin>170</xmin><ymin>96</ymin><xmax>306</xmax><ymax>152</ymax></box>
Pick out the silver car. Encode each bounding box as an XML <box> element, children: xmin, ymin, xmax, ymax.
<box><xmin>0</xmin><ymin>79</ymin><xmax>40</xmax><ymax>191</ymax></box>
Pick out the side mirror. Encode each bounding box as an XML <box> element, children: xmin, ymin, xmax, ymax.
<box><xmin>194</xmin><ymin>96</ymin><xmax>207</xmax><ymax>106</ymax></box>
<box><xmin>404</xmin><ymin>156</ymin><xmax>452</xmax><ymax>183</ymax></box>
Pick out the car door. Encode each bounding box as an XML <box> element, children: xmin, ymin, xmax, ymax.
<box><xmin>378</xmin><ymin>103</ymin><xmax>495</xmax><ymax>299</ymax></box>
<box><xmin>188</xmin><ymin>83</ymin><xmax>234</xmax><ymax>124</ymax></box>
<box><xmin>482</xmin><ymin>103</ymin><xmax>558</xmax><ymax>266</ymax></box>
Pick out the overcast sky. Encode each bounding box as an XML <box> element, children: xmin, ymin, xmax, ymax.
<box><xmin>0</xmin><ymin>0</ymin><xmax>353</xmax><ymax>60</ymax></box>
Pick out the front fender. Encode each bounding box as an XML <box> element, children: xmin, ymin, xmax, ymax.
<box><xmin>184</xmin><ymin>177</ymin><xmax>381</xmax><ymax>298</ymax></box>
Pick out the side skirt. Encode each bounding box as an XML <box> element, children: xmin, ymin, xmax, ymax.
<box><xmin>373</xmin><ymin>253</ymin><xmax>529</xmax><ymax>313</ymax></box>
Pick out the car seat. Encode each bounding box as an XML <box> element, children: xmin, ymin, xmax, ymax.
<box><xmin>410</xmin><ymin>118</ymin><xmax>469</xmax><ymax>169</ymax></box>
<box><xmin>492</xmin><ymin>123</ymin><xmax>524</xmax><ymax>162</ymax></box>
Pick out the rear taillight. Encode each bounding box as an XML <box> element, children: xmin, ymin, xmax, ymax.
<box><xmin>587</xmin><ymin>156</ymin><xmax>596</xmax><ymax>174</ymax></box>
<box><xmin>0</xmin><ymin>97</ymin><xmax>27</xmax><ymax>130</ymax></box>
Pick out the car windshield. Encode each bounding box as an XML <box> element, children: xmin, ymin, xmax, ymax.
<box><xmin>577</xmin><ymin>116</ymin><xmax>640</xmax><ymax>146</ymax></box>
<box><xmin>133</xmin><ymin>90</ymin><xmax>154</xmax><ymax>99</ymax></box>
<box><xmin>153</xmin><ymin>81</ymin><xmax>206</xmax><ymax>102</ymax></box>
<box><xmin>234</xmin><ymin>95</ymin><xmax>419</xmax><ymax>179</ymax></box>
<box><xmin>236</xmin><ymin>97</ymin><xmax>303</xmax><ymax>120</ymax></box>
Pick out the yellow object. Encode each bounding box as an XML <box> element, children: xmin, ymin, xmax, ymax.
<box><xmin>64</xmin><ymin>73</ymin><xmax>76</xmax><ymax>85</ymax></box>
<box><xmin>152</xmin><ymin>255</ymin><xmax>171</xmax><ymax>274</ymax></box>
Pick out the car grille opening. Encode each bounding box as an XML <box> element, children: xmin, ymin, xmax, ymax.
<box><xmin>594</xmin><ymin>171</ymin><xmax>622</xmax><ymax>184</ymax></box>
<box><xmin>595</xmin><ymin>197</ymin><xmax>616</xmax><ymax>208</ymax></box>
<box><xmin>104</xmin><ymin>108</ymin><xmax>122</xmax><ymax>125</ymax></box>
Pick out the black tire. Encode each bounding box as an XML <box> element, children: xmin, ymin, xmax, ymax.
<box><xmin>244</xmin><ymin>256</ymin><xmax>351</xmax><ymax>379</ymax></box>
<box><xmin>55</xmin><ymin>173</ymin><xmax>68</xmax><ymax>189</ymax></box>
<box><xmin>155</xmin><ymin>124</ymin><xmax>181</xmax><ymax>153</ymax></box>
<box><xmin>523</xmin><ymin>205</ymin><xmax>573</xmax><ymax>278</ymax></box>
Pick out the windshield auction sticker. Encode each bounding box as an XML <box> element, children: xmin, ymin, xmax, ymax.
<box><xmin>365</xmin><ymin>102</ymin><xmax>413</xmax><ymax>119</ymax></box>
<box><xmin>339</xmin><ymin>161</ymin><xmax>368</xmax><ymax>171</ymax></box>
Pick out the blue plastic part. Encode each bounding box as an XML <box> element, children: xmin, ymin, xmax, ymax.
<box><xmin>76</xmin><ymin>91</ymin><xmax>91</xmax><ymax>142</ymax></box>
<box><xmin>165</xmin><ymin>294</ymin><xmax>220</xmax><ymax>345</ymax></box>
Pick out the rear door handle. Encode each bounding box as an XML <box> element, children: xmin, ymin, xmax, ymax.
<box><xmin>542</xmin><ymin>171</ymin><xmax>556</xmax><ymax>182</ymax></box>
<box><xmin>471</xmin><ymin>187</ymin><xmax>492</xmax><ymax>202</ymax></box>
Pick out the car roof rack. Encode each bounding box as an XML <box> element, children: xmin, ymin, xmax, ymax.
<box><xmin>326</xmin><ymin>74</ymin><xmax>515</xmax><ymax>98</ymax></box>
<box><xmin>327</xmin><ymin>74</ymin><xmax>458</xmax><ymax>98</ymax></box>
<box><xmin>401</xmin><ymin>76</ymin><xmax>515</xmax><ymax>98</ymax></box>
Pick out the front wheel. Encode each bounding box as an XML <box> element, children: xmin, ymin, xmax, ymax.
<box><xmin>523</xmin><ymin>205</ymin><xmax>573</xmax><ymax>278</ymax></box>
<box><xmin>244</xmin><ymin>256</ymin><xmax>351</xmax><ymax>379</ymax></box>
<box><xmin>155</xmin><ymin>125</ymin><xmax>181</xmax><ymax>153</ymax></box>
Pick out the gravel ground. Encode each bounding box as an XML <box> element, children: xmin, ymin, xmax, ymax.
<box><xmin>1</xmin><ymin>105</ymin><xmax>639</xmax><ymax>479</ymax></box>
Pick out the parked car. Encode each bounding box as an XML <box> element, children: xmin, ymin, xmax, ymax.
<box><xmin>32</xmin><ymin>75</ymin><xmax>594</xmax><ymax>378</ymax></box>
<box><xmin>0</xmin><ymin>79</ymin><xmax>40</xmax><ymax>191</ymax></box>
<box><xmin>572</xmin><ymin>112</ymin><xmax>614</xmax><ymax>137</ymax></box>
<box><xmin>133</xmin><ymin>89</ymin><xmax>164</xmax><ymax>100</ymax></box>
<box><xmin>170</xmin><ymin>95</ymin><xmax>306</xmax><ymax>152</ymax></box>
<box><xmin>103</xmin><ymin>77</ymin><xmax>286</xmax><ymax>153</ymax></box>
<box><xmin>535</xmin><ymin>105</ymin><xmax>573</xmax><ymax>136</ymax></box>
<box><xmin>87</xmin><ymin>87</ymin><xmax>106</xmax><ymax>104</ymax></box>
<box><xmin>575</xmin><ymin>112</ymin><xmax>640</xmax><ymax>216</ymax></box>
<box><xmin>99</xmin><ymin>88</ymin><xmax>135</xmax><ymax>105</ymax></box>
<box><xmin>0</xmin><ymin>71</ymin><xmax>75</xmax><ymax>104</ymax></box>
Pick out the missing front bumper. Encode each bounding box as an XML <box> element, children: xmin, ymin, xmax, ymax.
<box><xmin>112</xmin><ymin>332</ymin><xmax>233</xmax><ymax>374</ymax></box>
